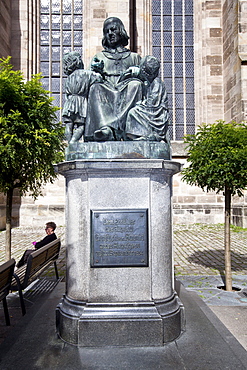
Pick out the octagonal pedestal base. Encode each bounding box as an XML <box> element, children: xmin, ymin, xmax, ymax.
<box><xmin>56</xmin><ymin>293</ymin><xmax>184</xmax><ymax>347</ymax></box>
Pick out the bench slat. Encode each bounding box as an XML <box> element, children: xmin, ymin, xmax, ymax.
<box><xmin>11</xmin><ymin>265</ymin><xmax>28</xmax><ymax>287</ymax></box>
<box><xmin>0</xmin><ymin>258</ymin><xmax>16</xmax><ymax>325</ymax></box>
<box><xmin>11</xmin><ymin>239</ymin><xmax>61</xmax><ymax>315</ymax></box>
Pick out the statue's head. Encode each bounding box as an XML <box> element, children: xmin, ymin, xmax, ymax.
<box><xmin>63</xmin><ymin>51</ymin><xmax>84</xmax><ymax>76</ymax></box>
<box><xmin>139</xmin><ymin>56</ymin><xmax>160</xmax><ymax>82</ymax></box>
<box><xmin>102</xmin><ymin>17</ymin><xmax>129</xmax><ymax>49</ymax></box>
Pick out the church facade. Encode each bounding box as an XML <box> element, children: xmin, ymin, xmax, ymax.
<box><xmin>0</xmin><ymin>0</ymin><xmax>247</xmax><ymax>228</ymax></box>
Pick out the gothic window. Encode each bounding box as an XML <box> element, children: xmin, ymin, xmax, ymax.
<box><xmin>40</xmin><ymin>0</ymin><xmax>83</xmax><ymax>120</ymax></box>
<box><xmin>152</xmin><ymin>0</ymin><xmax>195</xmax><ymax>140</ymax></box>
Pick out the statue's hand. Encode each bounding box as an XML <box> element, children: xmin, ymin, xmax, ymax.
<box><xmin>124</xmin><ymin>66</ymin><xmax>140</xmax><ymax>78</ymax></box>
<box><xmin>91</xmin><ymin>57</ymin><xmax>104</xmax><ymax>74</ymax></box>
<box><xmin>95</xmin><ymin>73</ymin><xmax>103</xmax><ymax>82</ymax></box>
<box><xmin>118</xmin><ymin>66</ymin><xmax>140</xmax><ymax>82</ymax></box>
<box><xmin>129</xmin><ymin>66</ymin><xmax>140</xmax><ymax>77</ymax></box>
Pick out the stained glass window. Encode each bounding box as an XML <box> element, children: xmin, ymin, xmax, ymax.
<box><xmin>40</xmin><ymin>0</ymin><xmax>83</xmax><ymax>120</ymax></box>
<box><xmin>152</xmin><ymin>0</ymin><xmax>195</xmax><ymax>140</ymax></box>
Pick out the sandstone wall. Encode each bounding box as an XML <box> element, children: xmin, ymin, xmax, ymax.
<box><xmin>194</xmin><ymin>0</ymin><xmax>224</xmax><ymax>126</ymax></box>
<box><xmin>173</xmin><ymin>157</ymin><xmax>247</xmax><ymax>227</ymax></box>
<box><xmin>11</xmin><ymin>0</ymin><xmax>39</xmax><ymax>77</ymax></box>
<box><xmin>83</xmin><ymin>0</ymin><xmax>152</xmax><ymax>66</ymax></box>
<box><xmin>238</xmin><ymin>0</ymin><xmax>247</xmax><ymax>121</ymax></box>
<box><xmin>0</xmin><ymin>0</ymin><xmax>11</xmax><ymax>58</ymax></box>
<box><xmin>223</xmin><ymin>0</ymin><xmax>242</xmax><ymax>122</ymax></box>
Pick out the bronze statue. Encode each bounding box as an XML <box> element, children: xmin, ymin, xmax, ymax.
<box><xmin>125</xmin><ymin>56</ymin><xmax>169</xmax><ymax>142</ymax></box>
<box><xmin>62</xmin><ymin>51</ymin><xmax>102</xmax><ymax>143</ymax></box>
<box><xmin>63</xmin><ymin>18</ymin><xmax>169</xmax><ymax>144</ymax></box>
<box><xmin>84</xmin><ymin>17</ymin><xmax>143</xmax><ymax>141</ymax></box>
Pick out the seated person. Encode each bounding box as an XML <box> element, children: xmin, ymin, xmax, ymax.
<box><xmin>125</xmin><ymin>55</ymin><xmax>169</xmax><ymax>142</ymax></box>
<box><xmin>16</xmin><ymin>222</ymin><xmax>57</xmax><ymax>268</ymax></box>
<box><xmin>84</xmin><ymin>17</ymin><xmax>143</xmax><ymax>142</ymax></box>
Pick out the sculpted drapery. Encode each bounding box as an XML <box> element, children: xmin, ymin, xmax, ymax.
<box><xmin>63</xmin><ymin>17</ymin><xmax>169</xmax><ymax>143</ymax></box>
<box><xmin>84</xmin><ymin>48</ymin><xmax>143</xmax><ymax>141</ymax></box>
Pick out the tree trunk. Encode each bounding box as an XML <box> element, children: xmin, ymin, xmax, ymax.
<box><xmin>5</xmin><ymin>188</ymin><xmax>13</xmax><ymax>261</ymax></box>
<box><xmin>224</xmin><ymin>186</ymin><xmax>232</xmax><ymax>291</ymax></box>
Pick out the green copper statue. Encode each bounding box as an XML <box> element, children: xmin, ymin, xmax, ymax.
<box><xmin>125</xmin><ymin>55</ymin><xmax>169</xmax><ymax>142</ymax></box>
<box><xmin>84</xmin><ymin>17</ymin><xmax>143</xmax><ymax>141</ymax></box>
<box><xmin>63</xmin><ymin>17</ymin><xmax>169</xmax><ymax>144</ymax></box>
<box><xmin>62</xmin><ymin>51</ymin><xmax>102</xmax><ymax>142</ymax></box>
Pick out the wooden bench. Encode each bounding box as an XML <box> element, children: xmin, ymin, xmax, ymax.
<box><xmin>0</xmin><ymin>258</ymin><xmax>16</xmax><ymax>325</ymax></box>
<box><xmin>11</xmin><ymin>238</ymin><xmax>61</xmax><ymax>315</ymax></box>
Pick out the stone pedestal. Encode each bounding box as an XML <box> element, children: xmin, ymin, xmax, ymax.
<box><xmin>55</xmin><ymin>156</ymin><xmax>184</xmax><ymax>346</ymax></box>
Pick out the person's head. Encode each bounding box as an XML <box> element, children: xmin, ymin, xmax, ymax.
<box><xmin>45</xmin><ymin>222</ymin><xmax>56</xmax><ymax>234</ymax></box>
<box><xmin>139</xmin><ymin>56</ymin><xmax>160</xmax><ymax>83</ymax></box>
<box><xmin>63</xmin><ymin>51</ymin><xmax>84</xmax><ymax>76</ymax></box>
<box><xmin>102</xmin><ymin>17</ymin><xmax>129</xmax><ymax>49</ymax></box>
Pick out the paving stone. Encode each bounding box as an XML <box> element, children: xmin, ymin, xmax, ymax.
<box><xmin>0</xmin><ymin>223</ymin><xmax>247</xmax><ymax>348</ymax></box>
<box><xmin>173</xmin><ymin>224</ymin><xmax>247</xmax><ymax>276</ymax></box>
<box><xmin>0</xmin><ymin>226</ymin><xmax>66</xmax><ymax>278</ymax></box>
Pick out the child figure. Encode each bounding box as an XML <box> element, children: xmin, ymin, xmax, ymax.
<box><xmin>62</xmin><ymin>51</ymin><xmax>102</xmax><ymax>143</ymax></box>
<box><xmin>125</xmin><ymin>55</ymin><xmax>169</xmax><ymax>142</ymax></box>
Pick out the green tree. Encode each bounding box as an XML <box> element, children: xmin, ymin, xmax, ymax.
<box><xmin>0</xmin><ymin>57</ymin><xmax>65</xmax><ymax>260</ymax></box>
<box><xmin>182</xmin><ymin>120</ymin><xmax>247</xmax><ymax>291</ymax></box>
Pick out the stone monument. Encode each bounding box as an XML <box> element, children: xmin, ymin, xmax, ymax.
<box><xmin>56</xmin><ymin>17</ymin><xmax>184</xmax><ymax>347</ymax></box>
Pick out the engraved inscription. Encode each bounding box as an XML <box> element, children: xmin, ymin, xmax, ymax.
<box><xmin>91</xmin><ymin>209</ymin><xmax>148</xmax><ymax>267</ymax></box>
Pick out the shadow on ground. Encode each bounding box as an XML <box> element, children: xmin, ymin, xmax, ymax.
<box><xmin>187</xmin><ymin>249</ymin><xmax>247</xmax><ymax>282</ymax></box>
<box><xmin>0</xmin><ymin>277</ymin><xmax>61</xmax><ymax>345</ymax></box>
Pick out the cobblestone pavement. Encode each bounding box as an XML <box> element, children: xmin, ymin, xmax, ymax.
<box><xmin>173</xmin><ymin>223</ymin><xmax>247</xmax><ymax>276</ymax></box>
<box><xmin>0</xmin><ymin>223</ymin><xmax>247</xmax><ymax>348</ymax></box>
<box><xmin>0</xmin><ymin>226</ymin><xmax>66</xmax><ymax>279</ymax></box>
<box><xmin>0</xmin><ymin>223</ymin><xmax>247</xmax><ymax>277</ymax></box>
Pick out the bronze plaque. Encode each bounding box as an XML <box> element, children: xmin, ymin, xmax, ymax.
<box><xmin>91</xmin><ymin>209</ymin><xmax>148</xmax><ymax>267</ymax></box>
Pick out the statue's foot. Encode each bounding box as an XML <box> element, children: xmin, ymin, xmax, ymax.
<box><xmin>69</xmin><ymin>125</ymin><xmax>85</xmax><ymax>143</ymax></box>
<box><xmin>133</xmin><ymin>136</ymin><xmax>146</xmax><ymax>141</ymax></box>
<box><xmin>94</xmin><ymin>127</ymin><xmax>114</xmax><ymax>141</ymax></box>
<box><xmin>126</xmin><ymin>133</ymin><xmax>138</xmax><ymax>140</ymax></box>
<box><xmin>133</xmin><ymin>133</ymin><xmax>162</xmax><ymax>142</ymax></box>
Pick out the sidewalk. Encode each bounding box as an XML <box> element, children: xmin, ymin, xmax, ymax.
<box><xmin>173</xmin><ymin>224</ymin><xmax>247</xmax><ymax>350</ymax></box>
<box><xmin>0</xmin><ymin>226</ymin><xmax>66</xmax><ymax>345</ymax></box>
<box><xmin>1</xmin><ymin>280</ymin><xmax>247</xmax><ymax>370</ymax></box>
<box><xmin>0</xmin><ymin>223</ymin><xmax>246</xmax><ymax>366</ymax></box>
